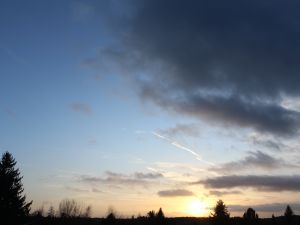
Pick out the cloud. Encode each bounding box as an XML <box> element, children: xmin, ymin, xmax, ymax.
<box><xmin>3</xmin><ymin>108</ymin><xmax>16</xmax><ymax>118</ymax></box>
<box><xmin>158</xmin><ymin>189</ymin><xmax>194</xmax><ymax>197</ymax></box>
<box><xmin>71</xmin><ymin>2</ymin><xmax>95</xmax><ymax>21</ymax></box>
<box><xmin>159</xmin><ymin>123</ymin><xmax>200</xmax><ymax>137</ymax></box>
<box><xmin>196</xmin><ymin>175</ymin><xmax>300</xmax><ymax>192</ymax></box>
<box><xmin>65</xmin><ymin>186</ymin><xmax>89</xmax><ymax>193</ymax></box>
<box><xmin>92</xmin><ymin>0</ymin><xmax>300</xmax><ymax>136</ymax></box>
<box><xmin>134</xmin><ymin>172</ymin><xmax>163</xmax><ymax>179</ymax></box>
<box><xmin>78</xmin><ymin>171</ymin><xmax>163</xmax><ymax>187</ymax></box>
<box><xmin>209</xmin><ymin>190</ymin><xmax>242</xmax><ymax>197</ymax></box>
<box><xmin>92</xmin><ymin>188</ymin><xmax>103</xmax><ymax>193</ymax></box>
<box><xmin>70</xmin><ymin>102</ymin><xmax>92</xmax><ymax>115</ymax></box>
<box><xmin>211</xmin><ymin>151</ymin><xmax>298</xmax><ymax>173</ymax></box>
<box><xmin>249</xmin><ymin>134</ymin><xmax>297</xmax><ymax>153</ymax></box>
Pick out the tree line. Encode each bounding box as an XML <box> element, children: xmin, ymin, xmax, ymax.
<box><xmin>210</xmin><ymin>199</ymin><xmax>296</xmax><ymax>225</ymax></box>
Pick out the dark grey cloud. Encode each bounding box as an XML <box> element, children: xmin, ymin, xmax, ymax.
<box><xmin>196</xmin><ymin>175</ymin><xmax>300</xmax><ymax>192</ymax></box>
<box><xmin>211</xmin><ymin>151</ymin><xmax>298</xmax><ymax>173</ymax></box>
<box><xmin>157</xmin><ymin>189</ymin><xmax>194</xmax><ymax>197</ymax></box>
<box><xmin>78</xmin><ymin>171</ymin><xmax>163</xmax><ymax>187</ymax></box>
<box><xmin>70</xmin><ymin>102</ymin><xmax>92</xmax><ymax>115</ymax></box>
<box><xmin>94</xmin><ymin>0</ymin><xmax>300</xmax><ymax>136</ymax></box>
<box><xmin>253</xmin><ymin>139</ymin><xmax>283</xmax><ymax>152</ymax></box>
<box><xmin>209</xmin><ymin>190</ymin><xmax>242</xmax><ymax>197</ymax></box>
<box><xmin>250</xmin><ymin>135</ymin><xmax>297</xmax><ymax>153</ymax></box>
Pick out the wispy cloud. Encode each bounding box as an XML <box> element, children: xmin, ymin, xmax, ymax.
<box><xmin>3</xmin><ymin>108</ymin><xmax>16</xmax><ymax>118</ymax></box>
<box><xmin>65</xmin><ymin>186</ymin><xmax>89</xmax><ymax>193</ymax></box>
<box><xmin>158</xmin><ymin>123</ymin><xmax>200</xmax><ymax>137</ymax></box>
<box><xmin>78</xmin><ymin>171</ymin><xmax>163</xmax><ymax>188</ymax></box>
<box><xmin>70</xmin><ymin>102</ymin><xmax>92</xmax><ymax>115</ymax></box>
<box><xmin>211</xmin><ymin>151</ymin><xmax>299</xmax><ymax>174</ymax></box>
<box><xmin>208</xmin><ymin>190</ymin><xmax>242</xmax><ymax>197</ymax></box>
<box><xmin>158</xmin><ymin>189</ymin><xmax>194</xmax><ymax>197</ymax></box>
<box><xmin>92</xmin><ymin>188</ymin><xmax>103</xmax><ymax>193</ymax></box>
<box><xmin>71</xmin><ymin>2</ymin><xmax>95</xmax><ymax>21</ymax></box>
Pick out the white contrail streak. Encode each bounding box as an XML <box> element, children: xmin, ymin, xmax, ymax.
<box><xmin>152</xmin><ymin>131</ymin><xmax>215</xmax><ymax>166</ymax></box>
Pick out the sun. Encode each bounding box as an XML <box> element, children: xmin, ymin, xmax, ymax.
<box><xmin>187</xmin><ymin>199</ymin><xmax>206</xmax><ymax>216</ymax></box>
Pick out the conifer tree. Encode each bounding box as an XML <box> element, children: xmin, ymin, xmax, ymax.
<box><xmin>284</xmin><ymin>205</ymin><xmax>294</xmax><ymax>225</ymax></box>
<box><xmin>210</xmin><ymin>200</ymin><xmax>230</xmax><ymax>225</ymax></box>
<box><xmin>243</xmin><ymin>208</ymin><xmax>259</xmax><ymax>225</ymax></box>
<box><xmin>156</xmin><ymin>208</ymin><xmax>165</xmax><ymax>225</ymax></box>
<box><xmin>0</xmin><ymin>151</ymin><xmax>32</xmax><ymax>224</ymax></box>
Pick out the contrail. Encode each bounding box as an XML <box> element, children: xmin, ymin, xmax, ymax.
<box><xmin>152</xmin><ymin>131</ymin><xmax>215</xmax><ymax>166</ymax></box>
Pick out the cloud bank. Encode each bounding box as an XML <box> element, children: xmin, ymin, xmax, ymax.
<box><xmin>96</xmin><ymin>0</ymin><xmax>300</xmax><ymax>136</ymax></box>
<box><xmin>197</xmin><ymin>175</ymin><xmax>300</xmax><ymax>192</ymax></box>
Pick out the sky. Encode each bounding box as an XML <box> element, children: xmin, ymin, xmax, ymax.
<box><xmin>1</xmin><ymin>0</ymin><xmax>300</xmax><ymax>218</ymax></box>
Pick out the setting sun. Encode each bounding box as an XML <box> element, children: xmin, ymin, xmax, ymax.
<box><xmin>187</xmin><ymin>199</ymin><xmax>207</xmax><ymax>216</ymax></box>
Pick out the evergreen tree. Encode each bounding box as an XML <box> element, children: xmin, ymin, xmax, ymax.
<box><xmin>0</xmin><ymin>151</ymin><xmax>32</xmax><ymax>224</ymax></box>
<box><xmin>156</xmin><ymin>208</ymin><xmax>165</xmax><ymax>219</ymax></box>
<box><xmin>243</xmin><ymin>208</ymin><xmax>259</xmax><ymax>225</ymax></box>
<box><xmin>210</xmin><ymin>200</ymin><xmax>230</xmax><ymax>225</ymax></box>
<box><xmin>156</xmin><ymin>208</ymin><xmax>165</xmax><ymax>225</ymax></box>
<box><xmin>284</xmin><ymin>205</ymin><xmax>294</xmax><ymax>225</ymax></box>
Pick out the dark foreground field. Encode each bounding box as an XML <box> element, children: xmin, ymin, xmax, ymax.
<box><xmin>25</xmin><ymin>215</ymin><xmax>300</xmax><ymax>225</ymax></box>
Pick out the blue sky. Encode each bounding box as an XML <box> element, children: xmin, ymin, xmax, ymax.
<box><xmin>2</xmin><ymin>0</ymin><xmax>300</xmax><ymax>218</ymax></box>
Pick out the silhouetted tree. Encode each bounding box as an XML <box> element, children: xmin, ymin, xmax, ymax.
<box><xmin>147</xmin><ymin>210</ymin><xmax>156</xmax><ymax>218</ymax></box>
<box><xmin>105</xmin><ymin>207</ymin><xmax>117</xmax><ymax>225</ymax></box>
<box><xmin>156</xmin><ymin>208</ymin><xmax>166</xmax><ymax>225</ymax></box>
<box><xmin>243</xmin><ymin>208</ymin><xmax>259</xmax><ymax>225</ymax></box>
<box><xmin>58</xmin><ymin>199</ymin><xmax>82</xmax><ymax>217</ymax></box>
<box><xmin>272</xmin><ymin>214</ymin><xmax>277</xmax><ymax>225</ymax></box>
<box><xmin>83</xmin><ymin>205</ymin><xmax>92</xmax><ymax>218</ymax></box>
<box><xmin>210</xmin><ymin>200</ymin><xmax>230</xmax><ymax>225</ymax></box>
<box><xmin>32</xmin><ymin>205</ymin><xmax>44</xmax><ymax>217</ymax></box>
<box><xmin>0</xmin><ymin>151</ymin><xmax>32</xmax><ymax>225</ymax></box>
<box><xmin>284</xmin><ymin>205</ymin><xmax>294</xmax><ymax>225</ymax></box>
<box><xmin>47</xmin><ymin>205</ymin><xmax>55</xmax><ymax>218</ymax></box>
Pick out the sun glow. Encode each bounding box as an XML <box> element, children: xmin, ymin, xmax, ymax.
<box><xmin>187</xmin><ymin>199</ymin><xmax>206</xmax><ymax>216</ymax></box>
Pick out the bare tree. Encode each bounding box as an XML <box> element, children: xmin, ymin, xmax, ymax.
<box><xmin>83</xmin><ymin>205</ymin><xmax>92</xmax><ymax>218</ymax></box>
<box><xmin>58</xmin><ymin>199</ymin><xmax>82</xmax><ymax>218</ymax></box>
